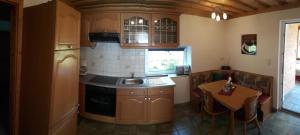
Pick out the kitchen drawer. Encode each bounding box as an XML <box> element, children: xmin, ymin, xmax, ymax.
<box><xmin>117</xmin><ymin>88</ymin><xmax>146</xmax><ymax>96</ymax></box>
<box><xmin>148</xmin><ymin>87</ymin><xmax>173</xmax><ymax>96</ymax></box>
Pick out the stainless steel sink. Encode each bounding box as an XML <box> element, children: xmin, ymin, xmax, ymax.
<box><xmin>121</xmin><ymin>78</ymin><xmax>144</xmax><ymax>85</ymax></box>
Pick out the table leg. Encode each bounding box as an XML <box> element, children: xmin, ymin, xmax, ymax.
<box><xmin>229</xmin><ymin>110</ymin><xmax>235</xmax><ymax>135</ymax></box>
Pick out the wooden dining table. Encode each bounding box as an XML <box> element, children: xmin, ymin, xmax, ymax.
<box><xmin>198</xmin><ymin>80</ymin><xmax>261</xmax><ymax>135</ymax></box>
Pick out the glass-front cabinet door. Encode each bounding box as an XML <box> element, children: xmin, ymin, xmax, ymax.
<box><xmin>152</xmin><ymin>14</ymin><xmax>179</xmax><ymax>48</ymax></box>
<box><xmin>121</xmin><ymin>13</ymin><xmax>151</xmax><ymax>47</ymax></box>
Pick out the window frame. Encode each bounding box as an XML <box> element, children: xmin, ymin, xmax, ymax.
<box><xmin>297</xmin><ymin>26</ymin><xmax>300</xmax><ymax>60</ymax></box>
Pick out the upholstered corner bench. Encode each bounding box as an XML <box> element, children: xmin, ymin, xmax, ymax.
<box><xmin>190</xmin><ymin>69</ymin><xmax>273</xmax><ymax>121</ymax></box>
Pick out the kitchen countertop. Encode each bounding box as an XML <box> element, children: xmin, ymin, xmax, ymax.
<box><xmin>80</xmin><ymin>74</ymin><xmax>176</xmax><ymax>89</ymax></box>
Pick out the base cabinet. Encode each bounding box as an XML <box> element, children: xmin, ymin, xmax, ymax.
<box><xmin>50</xmin><ymin>111</ymin><xmax>77</xmax><ymax>135</ymax></box>
<box><xmin>116</xmin><ymin>96</ymin><xmax>147</xmax><ymax>123</ymax></box>
<box><xmin>148</xmin><ymin>95</ymin><xmax>173</xmax><ymax>123</ymax></box>
<box><xmin>116</xmin><ymin>87</ymin><xmax>174</xmax><ymax>124</ymax></box>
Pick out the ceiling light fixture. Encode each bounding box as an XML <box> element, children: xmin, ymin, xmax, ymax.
<box><xmin>211</xmin><ymin>7</ymin><xmax>228</xmax><ymax>21</ymax></box>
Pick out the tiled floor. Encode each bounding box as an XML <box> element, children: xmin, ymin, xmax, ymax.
<box><xmin>77</xmin><ymin>104</ymin><xmax>300</xmax><ymax>135</ymax></box>
<box><xmin>283</xmin><ymin>81</ymin><xmax>300</xmax><ymax>113</ymax></box>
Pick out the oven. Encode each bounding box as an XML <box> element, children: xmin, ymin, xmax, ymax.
<box><xmin>85</xmin><ymin>84</ymin><xmax>116</xmax><ymax>117</ymax></box>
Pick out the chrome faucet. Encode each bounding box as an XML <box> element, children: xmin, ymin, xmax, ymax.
<box><xmin>131</xmin><ymin>72</ymin><xmax>135</xmax><ymax>78</ymax></box>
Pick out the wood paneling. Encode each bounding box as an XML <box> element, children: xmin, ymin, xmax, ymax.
<box><xmin>67</xmin><ymin>0</ymin><xmax>300</xmax><ymax>19</ymax></box>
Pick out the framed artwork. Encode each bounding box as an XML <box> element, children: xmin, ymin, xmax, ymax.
<box><xmin>241</xmin><ymin>34</ymin><xmax>257</xmax><ymax>55</ymax></box>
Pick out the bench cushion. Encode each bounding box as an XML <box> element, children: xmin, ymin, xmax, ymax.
<box><xmin>258</xmin><ymin>94</ymin><xmax>271</xmax><ymax>105</ymax></box>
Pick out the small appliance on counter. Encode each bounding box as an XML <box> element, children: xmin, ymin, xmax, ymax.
<box><xmin>80</xmin><ymin>59</ymin><xmax>88</xmax><ymax>76</ymax></box>
<box><xmin>176</xmin><ymin>65</ymin><xmax>191</xmax><ymax>75</ymax></box>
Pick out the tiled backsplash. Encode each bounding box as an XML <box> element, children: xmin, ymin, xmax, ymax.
<box><xmin>80</xmin><ymin>43</ymin><xmax>145</xmax><ymax>77</ymax></box>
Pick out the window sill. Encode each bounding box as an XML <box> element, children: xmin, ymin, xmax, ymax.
<box><xmin>146</xmin><ymin>73</ymin><xmax>189</xmax><ymax>78</ymax></box>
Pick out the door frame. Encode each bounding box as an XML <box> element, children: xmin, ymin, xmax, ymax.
<box><xmin>278</xmin><ymin>18</ymin><xmax>300</xmax><ymax>111</ymax></box>
<box><xmin>0</xmin><ymin>0</ymin><xmax>23</xmax><ymax>135</ymax></box>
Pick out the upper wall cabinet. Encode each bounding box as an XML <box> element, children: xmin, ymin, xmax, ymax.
<box><xmin>152</xmin><ymin>14</ymin><xmax>179</xmax><ymax>48</ymax></box>
<box><xmin>7</xmin><ymin>0</ymin><xmax>18</xmax><ymax>3</ymax></box>
<box><xmin>121</xmin><ymin>13</ymin><xmax>151</xmax><ymax>48</ymax></box>
<box><xmin>80</xmin><ymin>12</ymin><xmax>121</xmax><ymax>47</ymax></box>
<box><xmin>80</xmin><ymin>11</ymin><xmax>179</xmax><ymax>48</ymax></box>
<box><xmin>55</xmin><ymin>0</ymin><xmax>81</xmax><ymax>50</ymax></box>
<box><xmin>90</xmin><ymin>12</ymin><xmax>121</xmax><ymax>33</ymax></box>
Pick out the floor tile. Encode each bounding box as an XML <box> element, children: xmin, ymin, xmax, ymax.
<box><xmin>78</xmin><ymin>103</ymin><xmax>300</xmax><ymax>135</ymax></box>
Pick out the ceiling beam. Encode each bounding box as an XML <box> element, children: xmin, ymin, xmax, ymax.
<box><xmin>228</xmin><ymin>0</ymin><xmax>258</xmax><ymax>10</ymax></box>
<box><xmin>254</xmin><ymin>0</ymin><xmax>272</xmax><ymax>8</ymax></box>
<box><xmin>273</xmin><ymin>0</ymin><xmax>288</xmax><ymax>5</ymax></box>
<box><xmin>197</xmin><ymin>0</ymin><xmax>249</xmax><ymax>12</ymax></box>
<box><xmin>233</xmin><ymin>1</ymin><xmax>300</xmax><ymax>18</ymax></box>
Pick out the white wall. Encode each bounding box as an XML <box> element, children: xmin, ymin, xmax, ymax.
<box><xmin>24</xmin><ymin>0</ymin><xmax>51</xmax><ymax>7</ymax></box>
<box><xmin>180</xmin><ymin>14</ymin><xmax>227</xmax><ymax>73</ymax></box>
<box><xmin>171</xmin><ymin>76</ymin><xmax>190</xmax><ymax>104</ymax></box>
<box><xmin>224</xmin><ymin>7</ymin><xmax>300</xmax><ymax>109</ymax></box>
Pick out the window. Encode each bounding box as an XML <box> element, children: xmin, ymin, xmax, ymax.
<box><xmin>145</xmin><ymin>47</ymin><xmax>190</xmax><ymax>75</ymax></box>
<box><xmin>297</xmin><ymin>27</ymin><xmax>300</xmax><ymax>59</ymax></box>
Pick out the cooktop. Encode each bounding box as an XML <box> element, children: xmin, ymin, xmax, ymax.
<box><xmin>89</xmin><ymin>75</ymin><xmax>119</xmax><ymax>85</ymax></box>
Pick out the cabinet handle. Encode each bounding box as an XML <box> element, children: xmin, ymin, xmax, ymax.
<box><xmin>148</xmin><ymin>98</ymin><xmax>151</xmax><ymax>100</ymax></box>
<box><xmin>145</xmin><ymin>97</ymin><xmax>147</xmax><ymax>101</ymax></box>
<box><xmin>58</xmin><ymin>43</ymin><xmax>73</xmax><ymax>49</ymax></box>
<box><xmin>130</xmin><ymin>91</ymin><xmax>134</xmax><ymax>95</ymax></box>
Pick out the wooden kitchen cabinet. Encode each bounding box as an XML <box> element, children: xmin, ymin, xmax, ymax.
<box><xmin>55</xmin><ymin>0</ymin><xmax>81</xmax><ymax>50</ymax></box>
<box><xmin>89</xmin><ymin>13</ymin><xmax>120</xmax><ymax>33</ymax></box>
<box><xmin>148</xmin><ymin>95</ymin><xmax>173</xmax><ymax>123</ymax></box>
<box><xmin>116</xmin><ymin>96</ymin><xmax>147</xmax><ymax>123</ymax></box>
<box><xmin>80</xmin><ymin>12</ymin><xmax>120</xmax><ymax>47</ymax></box>
<box><xmin>121</xmin><ymin>13</ymin><xmax>151</xmax><ymax>47</ymax></box>
<box><xmin>80</xmin><ymin>11</ymin><xmax>179</xmax><ymax>48</ymax></box>
<box><xmin>148</xmin><ymin>87</ymin><xmax>174</xmax><ymax>123</ymax></box>
<box><xmin>50</xmin><ymin>50</ymin><xmax>80</xmax><ymax>126</ymax></box>
<box><xmin>116</xmin><ymin>87</ymin><xmax>174</xmax><ymax>124</ymax></box>
<box><xmin>50</xmin><ymin>111</ymin><xmax>77</xmax><ymax>135</ymax></box>
<box><xmin>21</xmin><ymin>0</ymin><xmax>80</xmax><ymax>134</ymax></box>
<box><xmin>80</xmin><ymin>15</ymin><xmax>91</xmax><ymax>47</ymax></box>
<box><xmin>7</xmin><ymin>0</ymin><xmax>18</xmax><ymax>3</ymax></box>
<box><xmin>151</xmin><ymin>14</ymin><xmax>179</xmax><ymax>48</ymax></box>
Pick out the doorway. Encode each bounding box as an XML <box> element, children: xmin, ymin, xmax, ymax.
<box><xmin>0</xmin><ymin>2</ymin><xmax>12</xmax><ymax>135</ymax></box>
<box><xmin>281</xmin><ymin>21</ymin><xmax>300</xmax><ymax>114</ymax></box>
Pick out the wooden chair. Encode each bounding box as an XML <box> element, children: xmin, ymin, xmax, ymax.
<box><xmin>235</xmin><ymin>95</ymin><xmax>261</xmax><ymax>135</ymax></box>
<box><xmin>191</xmin><ymin>88</ymin><xmax>204</xmax><ymax>112</ymax></box>
<box><xmin>202</xmin><ymin>90</ymin><xmax>228</xmax><ymax>134</ymax></box>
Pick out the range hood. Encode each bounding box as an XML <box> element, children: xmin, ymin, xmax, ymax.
<box><xmin>89</xmin><ymin>32</ymin><xmax>120</xmax><ymax>43</ymax></box>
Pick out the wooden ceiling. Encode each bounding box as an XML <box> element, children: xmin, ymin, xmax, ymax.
<box><xmin>67</xmin><ymin>0</ymin><xmax>300</xmax><ymax>18</ymax></box>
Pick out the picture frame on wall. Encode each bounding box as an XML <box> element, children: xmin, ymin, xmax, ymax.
<box><xmin>241</xmin><ymin>34</ymin><xmax>257</xmax><ymax>55</ymax></box>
